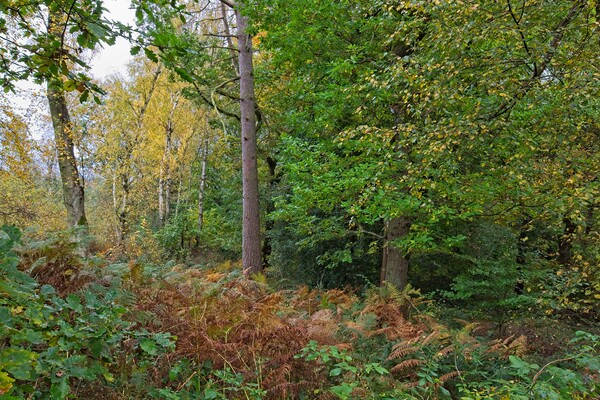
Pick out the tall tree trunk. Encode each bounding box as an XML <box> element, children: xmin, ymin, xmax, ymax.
<box><xmin>47</xmin><ymin>82</ymin><xmax>89</xmax><ymax>256</ymax></box>
<box><xmin>112</xmin><ymin>170</ymin><xmax>127</xmax><ymax>245</ymax></box>
<box><xmin>197</xmin><ymin>134</ymin><xmax>209</xmax><ymax>234</ymax></box>
<box><xmin>380</xmin><ymin>217</ymin><xmax>411</xmax><ymax>290</ymax></box>
<box><xmin>46</xmin><ymin>11</ymin><xmax>88</xmax><ymax>256</ymax></box>
<box><xmin>117</xmin><ymin>173</ymin><xmax>130</xmax><ymax>243</ymax></box>
<box><xmin>236</xmin><ymin>4</ymin><xmax>262</xmax><ymax>276</ymax></box>
<box><xmin>112</xmin><ymin>171</ymin><xmax>120</xmax><ymax>240</ymax></box>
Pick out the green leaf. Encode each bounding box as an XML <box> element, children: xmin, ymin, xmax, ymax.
<box><xmin>0</xmin><ymin>348</ymin><xmax>38</xmax><ymax>380</ymax></box>
<box><xmin>139</xmin><ymin>339</ymin><xmax>158</xmax><ymax>355</ymax></box>
<box><xmin>204</xmin><ymin>387</ymin><xmax>219</xmax><ymax>399</ymax></box>
<box><xmin>40</xmin><ymin>285</ymin><xmax>56</xmax><ymax>296</ymax></box>
<box><xmin>103</xmin><ymin>372</ymin><xmax>114</xmax><ymax>383</ymax></box>
<box><xmin>144</xmin><ymin>48</ymin><xmax>158</xmax><ymax>63</ymax></box>
<box><xmin>49</xmin><ymin>377</ymin><xmax>70</xmax><ymax>399</ymax></box>
<box><xmin>85</xmin><ymin>22</ymin><xmax>106</xmax><ymax>40</ymax></box>
<box><xmin>79</xmin><ymin>90</ymin><xmax>89</xmax><ymax>103</ymax></box>
<box><xmin>330</xmin><ymin>383</ymin><xmax>353</xmax><ymax>399</ymax></box>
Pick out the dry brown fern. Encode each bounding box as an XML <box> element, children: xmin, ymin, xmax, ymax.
<box><xmin>507</xmin><ymin>334</ymin><xmax>528</xmax><ymax>357</ymax></box>
<box><xmin>387</xmin><ymin>342</ymin><xmax>420</xmax><ymax>361</ymax></box>
<box><xmin>390</xmin><ymin>358</ymin><xmax>424</xmax><ymax>375</ymax></box>
<box><xmin>438</xmin><ymin>370</ymin><xmax>460</xmax><ymax>385</ymax></box>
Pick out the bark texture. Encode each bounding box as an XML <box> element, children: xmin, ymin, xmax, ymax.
<box><xmin>46</xmin><ymin>12</ymin><xmax>88</xmax><ymax>256</ymax></box>
<box><xmin>47</xmin><ymin>82</ymin><xmax>89</xmax><ymax>254</ymax></box>
<box><xmin>380</xmin><ymin>217</ymin><xmax>411</xmax><ymax>290</ymax></box>
<box><xmin>236</xmin><ymin>5</ymin><xmax>262</xmax><ymax>276</ymax></box>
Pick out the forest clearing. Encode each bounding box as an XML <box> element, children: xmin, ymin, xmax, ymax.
<box><xmin>0</xmin><ymin>0</ymin><xmax>599</xmax><ymax>398</ymax></box>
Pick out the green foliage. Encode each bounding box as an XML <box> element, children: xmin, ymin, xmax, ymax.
<box><xmin>0</xmin><ymin>0</ymin><xmax>122</xmax><ymax>100</ymax></box>
<box><xmin>155</xmin><ymin>210</ymin><xmax>196</xmax><ymax>260</ymax></box>
<box><xmin>438</xmin><ymin>222</ymin><xmax>537</xmax><ymax>318</ymax></box>
<box><xmin>0</xmin><ymin>226</ymin><xmax>175</xmax><ymax>398</ymax></box>
<box><xmin>149</xmin><ymin>362</ymin><xmax>267</xmax><ymax>400</ymax></box>
<box><xmin>295</xmin><ymin>340</ymin><xmax>392</xmax><ymax>399</ymax></box>
<box><xmin>269</xmin><ymin>221</ymin><xmax>381</xmax><ymax>289</ymax></box>
<box><xmin>457</xmin><ymin>331</ymin><xmax>600</xmax><ymax>399</ymax></box>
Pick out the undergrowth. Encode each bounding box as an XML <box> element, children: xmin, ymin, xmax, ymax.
<box><xmin>1</xmin><ymin>226</ymin><xmax>599</xmax><ymax>399</ymax></box>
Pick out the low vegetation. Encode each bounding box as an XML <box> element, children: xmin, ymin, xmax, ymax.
<box><xmin>1</xmin><ymin>226</ymin><xmax>598</xmax><ymax>399</ymax></box>
<box><xmin>1</xmin><ymin>0</ymin><xmax>599</xmax><ymax>398</ymax></box>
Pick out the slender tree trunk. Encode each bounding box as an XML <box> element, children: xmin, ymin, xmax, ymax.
<box><xmin>158</xmin><ymin>105</ymin><xmax>177</xmax><ymax>227</ymax></box>
<box><xmin>380</xmin><ymin>217</ymin><xmax>411</xmax><ymax>290</ymax></box>
<box><xmin>117</xmin><ymin>66</ymin><xmax>162</xmax><ymax>239</ymax></box>
<box><xmin>117</xmin><ymin>173</ymin><xmax>130</xmax><ymax>242</ymax></box>
<box><xmin>236</xmin><ymin>4</ymin><xmax>262</xmax><ymax>276</ymax></box>
<box><xmin>47</xmin><ymin>82</ymin><xmax>89</xmax><ymax>256</ymax></box>
<box><xmin>111</xmin><ymin>170</ymin><xmax>129</xmax><ymax>246</ymax></box>
<box><xmin>515</xmin><ymin>216</ymin><xmax>532</xmax><ymax>295</ymax></box>
<box><xmin>221</xmin><ymin>2</ymin><xmax>239</xmax><ymax>74</ymax></box>
<box><xmin>261</xmin><ymin>156</ymin><xmax>277</xmax><ymax>269</ymax></box>
<box><xmin>197</xmin><ymin>134</ymin><xmax>209</xmax><ymax>234</ymax></box>
<box><xmin>158</xmin><ymin>126</ymin><xmax>172</xmax><ymax>227</ymax></box>
<box><xmin>112</xmin><ymin>171</ymin><xmax>120</xmax><ymax>240</ymax></box>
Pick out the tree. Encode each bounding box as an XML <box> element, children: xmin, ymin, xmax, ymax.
<box><xmin>45</xmin><ymin>8</ymin><xmax>89</xmax><ymax>254</ymax></box>
<box><xmin>231</xmin><ymin>0</ymin><xmax>262</xmax><ymax>276</ymax></box>
<box><xmin>145</xmin><ymin>0</ymin><xmax>263</xmax><ymax>274</ymax></box>
<box><xmin>0</xmin><ymin>0</ymin><xmax>124</xmax><ymax>254</ymax></box>
<box><xmin>250</xmin><ymin>0</ymin><xmax>599</xmax><ymax>296</ymax></box>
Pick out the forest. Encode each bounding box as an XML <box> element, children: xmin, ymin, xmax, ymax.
<box><xmin>0</xmin><ymin>0</ymin><xmax>599</xmax><ymax>398</ymax></box>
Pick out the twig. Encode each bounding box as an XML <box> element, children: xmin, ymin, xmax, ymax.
<box><xmin>529</xmin><ymin>356</ymin><xmax>575</xmax><ymax>392</ymax></box>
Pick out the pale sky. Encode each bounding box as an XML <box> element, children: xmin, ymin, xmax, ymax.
<box><xmin>6</xmin><ymin>1</ymin><xmax>136</xmax><ymax>135</ymax></box>
<box><xmin>89</xmin><ymin>0</ymin><xmax>136</xmax><ymax>79</ymax></box>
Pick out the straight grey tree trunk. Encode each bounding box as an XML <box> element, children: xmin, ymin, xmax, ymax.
<box><xmin>158</xmin><ymin>95</ymin><xmax>179</xmax><ymax>227</ymax></box>
<box><xmin>235</xmin><ymin>4</ymin><xmax>262</xmax><ymax>276</ymax></box>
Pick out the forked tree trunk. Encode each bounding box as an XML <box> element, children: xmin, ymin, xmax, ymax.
<box><xmin>380</xmin><ymin>217</ymin><xmax>411</xmax><ymax>290</ymax></box>
<box><xmin>46</xmin><ymin>12</ymin><xmax>88</xmax><ymax>256</ymax></box>
<box><xmin>236</xmin><ymin>4</ymin><xmax>262</xmax><ymax>276</ymax></box>
<box><xmin>47</xmin><ymin>82</ymin><xmax>89</xmax><ymax>256</ymax></box>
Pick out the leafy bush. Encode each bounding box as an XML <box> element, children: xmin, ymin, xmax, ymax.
<box><xmin>0</xmin><ymin>226</ymin><xmax>175</xmax><ymax>399</ymax></box>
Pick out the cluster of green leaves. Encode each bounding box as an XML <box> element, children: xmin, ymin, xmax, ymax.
<box><xmin>0</xmin><ymin>0</ymin><xmax>124</xmax><ymax>99</ymax></box>
<box><xmin>295</xmin><ymin>331</ymin><xmax>600</xmax><ymax>400</ymax></box>
<box><xmin>457</xmin><ymin>331</ymin><xmax>600</xmax><ymax>399</ymax></box>
<box><xmin>0</xmin><ymin>226</ymin><xmax>175</xmax><ymax>399</ymax></box>
<box><xmin>295</xmin><ymin>340</ymin><xmax>391</xmax><ymax>400</ymax></box>
<box><xmin>150</xmin><ymin>360</ymin><xmax>266</xmax><ymax>400</ymax></box>
<box><xmin>246</xmin><ymin>0</ymin><xmax>600</xmax><ymax>313</ymax></box>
